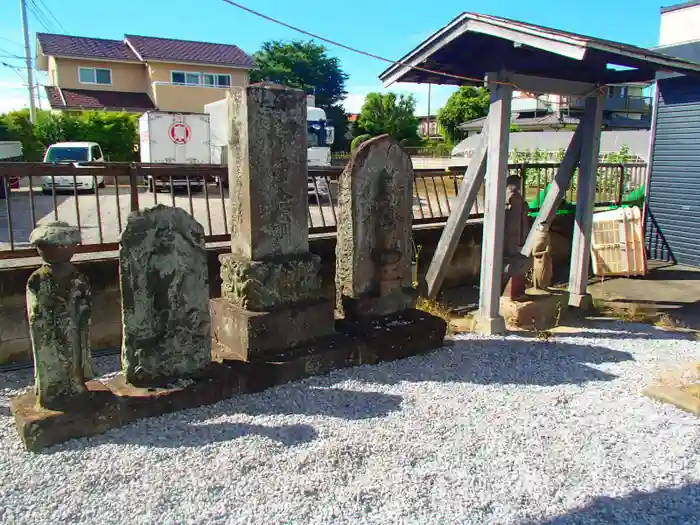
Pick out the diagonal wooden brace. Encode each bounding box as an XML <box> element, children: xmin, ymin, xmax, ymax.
<box><xmin>421</xmin><ymin>119</ymin><xmax>490</xmax><ymax>300</ymax></box>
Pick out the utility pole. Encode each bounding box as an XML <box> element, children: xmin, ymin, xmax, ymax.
<box><xmin>20</xmin><ymin>0</ymin><xmax>36</xmax><ymax>123</ymax></box>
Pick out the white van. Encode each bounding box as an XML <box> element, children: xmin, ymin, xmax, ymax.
<box><xmin>42</xmin><ymin>142</ymin><xmax>105</xmax><ymax>193</ymax></box>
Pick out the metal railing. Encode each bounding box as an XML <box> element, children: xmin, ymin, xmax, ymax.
<box><xmin>0</xmin><ymin>161</ymin><xmax>647</xmax><ymax>260</ymax></box>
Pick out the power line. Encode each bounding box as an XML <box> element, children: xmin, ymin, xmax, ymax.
<box><xmin>34</xmin><ymin>0</ymin><xmax>67</xmax><ymax>33</ymax></box>
<box><xmin>218</xmin><ymin>0</ymin><xmax>515</xmax><ymax>88</ymax></box>
<box><xmin>27</xmin><ymin>0</ymin><xmax>56</xmax><ymax>32</ymax></box>
<box><xmin>218</xmin><ymin>0</ymin><xmax>605</xmax><ymax>101</ymax></box>
<box><xmin>0</xmin><ymin>46</ymin><xmax>25</xmax><ymax>60</ymax></box>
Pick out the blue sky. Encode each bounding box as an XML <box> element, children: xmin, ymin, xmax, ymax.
<box><xmin>0</xmin><ymin>0</ymin><xmax>673</xmax><ymax>115</ymax></box>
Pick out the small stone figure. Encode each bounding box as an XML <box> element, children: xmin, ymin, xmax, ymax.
<box><xmin>26</xmin><ymin>221</ymin><xmax>93</xmax><ymax>410</ymax></box>
<box><xmin>504</xmin><ymin>175</ymin><xmax>527</xmax><ymax>259</ymax></box>
<box><xmin>532</xmin><ymin>222</ymin><xmax>553</xmax><ymax>289</ymax></box>
<box><xmin>502</xmin><ymin>175</ymin><xmax>529</xmax><ymax>298</ymax></box>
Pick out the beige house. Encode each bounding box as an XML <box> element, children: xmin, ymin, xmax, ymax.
<box><xmin>36</xmin><ymin>32</ymin><xmax>254</xmax><ymax>113</ymax></box>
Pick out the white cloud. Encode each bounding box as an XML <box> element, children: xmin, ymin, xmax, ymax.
<box><xmin>343</xmin><ymin>82</ymin><xmax>457</xmax><ymax>116</ymax></box>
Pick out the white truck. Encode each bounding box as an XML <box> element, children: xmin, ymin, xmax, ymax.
<box><xmin>205</xmin><ymin>94</ymin><xmax>335</xmax><ymax>197</ymax></box>
<box><xmin>138</xmin><ymin>111</ymin><xmax>210</xmax><ymax>192</ymax></box>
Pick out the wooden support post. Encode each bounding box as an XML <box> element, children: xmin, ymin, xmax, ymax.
<box><xmin>568</xmin><ymin>92</ymin><xmax>604</xmax><ymax>308</ymax></box>
<box><xmin>422</xmin><ymin>119</ymin><xmax>490</xmax><ymax>299</ymax></box>
<box><xmin>474</xmin><ymin>73</ymin><xmax>513</xmax><ymax>335</ymax></box>
<box><xmin>520</xmin><ymin>119</ymin><xmax>585</xmax><ymax>256</ymax></box>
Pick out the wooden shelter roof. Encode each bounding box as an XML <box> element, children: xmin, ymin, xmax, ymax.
<box><xmin>379</xmin><ymin>13</ymin><xmax>700</xmax><ymax>89</ymax></box>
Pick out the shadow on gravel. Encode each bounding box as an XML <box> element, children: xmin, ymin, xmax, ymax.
<box><xmin>548</xmin><ymin>319</ymin><xmax>698</xmax><ymax>342</ymax></box>
<box><xmin>522</xmin><ymin>482</ymin><xmax>700</xmax><ymax>525</ymax></box>
<box><xmin>49</xmin><ymin>387</ymin><xmax>402</xmax><ymax>452</ymax></box>
<box><xmin>92</xmin><ymin>422</ymin><xmax>318</xmax><ymax>449</ymax></box>
<box><xmin>339</xmin><ymin>338</ymin><xmax>634</xmax><ymax>387</ymax></box>
<box><xmin>233</xmin><ymin>387</ymin><xmax>404</xmax><ymax>421</ymax></box>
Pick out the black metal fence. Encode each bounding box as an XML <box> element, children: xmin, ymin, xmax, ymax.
<box><xmin>0</xmin><ymin>161</ymin><xmax>646</xmax><ymax>260</ymax></box>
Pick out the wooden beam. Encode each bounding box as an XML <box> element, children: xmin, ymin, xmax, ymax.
<box><xmin>422</xmin><ymin>119</ymin><xmax>490</xmax><ymax>299</ymax></box>
<box><xmin>504</xmin><ymin>73</ymin><xmax>598</xmax><ymax>96</ymax></box>
<box><xmin>520</xmin><ymin>117</ymin><xmax>586</xmax><ymax>256</ymax></box>
<box><xmin>475</xmin><ymin>73</ymin><xmax>513</xmax><ymax>335</ymax></box>
<box><xmin>568</xmin><ymin>92</ymin><xmax>605</xmax><ymax>308</ymax></box>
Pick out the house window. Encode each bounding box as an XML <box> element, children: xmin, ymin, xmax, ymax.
<box><xmin>216</xmin><ymin>74</ymin><xmax>231</xmax><ymax>88</ymax></box>
<box><xmin>171</xmin><ymin>71</ymin><xmax>186</xmax><ymax>85</ymax></box>
<box><xmin>170</xmin><ymin>70</ymin><xmax>232</xmax><ymax>88</ymax></box>
<box><xmin>79</xmin><ymin>67</ymin><xmax>112</xmax><ymax>85</ymax></box>
<box><xmin>202</xmin><ymin>73</ymin><xmax>215</xmax><ymax>87</ymax></box>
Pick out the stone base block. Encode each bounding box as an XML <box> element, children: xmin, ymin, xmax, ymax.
<box><xmin>338</xmin><ymin>308</ymin><xmax>447</xmax><ymax>362</ymax></box>
<box><xmin>211</xmin><ymin>297</ymin><xmax>335</xmax><ymax>362</ymax></box>
<box><xmin>10</xmin><ymin>335</ymin><xmax>372</xmax><ymax>452</ymax></box>
<box><xmin>219</xmin><ymin>253</ymin><xmax>323</xmax><ymax>311</ymax></box>
<box><xmin>340</xmin><ymin>287</ymin><xmax>417</xmax><ymax>318</ymax></box>
<box><xmin>643</xmin><ymin>385</ymin><xmax>700</xmax><ymax>417</ymax></box>
<box><xmin>10</xmin><ymin>362</ymin><xmax>246</xmax><ymax>453</ymax></box>
<box><xmin>501</xmin><ymin>288</ymin><xmax>569</xmax><ymax>330</ymax></box>
<box><xmin>242</xmin><ymin>333</ymin><xmax>372</xmax><ymax>391</ymax></box>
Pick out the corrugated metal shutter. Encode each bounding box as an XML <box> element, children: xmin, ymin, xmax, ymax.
<box><xmin>646</xmin><ymin>75</ymin><xmax>700</xmax><ymax>267</ymax></box>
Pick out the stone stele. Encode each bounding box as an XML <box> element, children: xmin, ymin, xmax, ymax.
<box><xmin>335</xmin><ymin>134</ymin><xmax>416</xmax><ymax>318</ymax></box>
<box><xmin>211</xmin><ymin>84</ymin><xmax>335</xmax><ymax>362</ymax></box>
<box><xmin>119</xmin><ymin>205</ymin><xmax>211</xmax><ymax>386</ymax></box>
<box><xmin>26</xmin><ymin>221</ymin><xmax>94</xmax><ymax>410</ymax></box>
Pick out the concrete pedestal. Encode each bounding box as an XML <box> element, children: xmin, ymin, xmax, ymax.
<box><xmin>501</xmin><ymin>288</ymin><xmax>569</xmax><ymax>329</ymax></box>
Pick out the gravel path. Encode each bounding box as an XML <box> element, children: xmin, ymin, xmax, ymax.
<box><xmin>1</xmin><ymin>322</ymin><xmax>699</xmax><ymax>525</ymax></box>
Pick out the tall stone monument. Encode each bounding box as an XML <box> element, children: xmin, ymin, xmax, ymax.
<box><xmin>211</xmin><ymin>84</ymin><xmax>335</xmax><ymax>362</ymax></box>
<box><xmin>120</xmin><ymin>205</ymin><xmax>211</xmax><ymax>386</ymax></box>
<box><xmin>26</xmin><ymin>221</ymin><xmax>93</xmax><ymax>409</ymax></box>
<box><xmin>335</xmin><ymin>134</ymin><xmax>416</xmax><ymax>318</ymax></box>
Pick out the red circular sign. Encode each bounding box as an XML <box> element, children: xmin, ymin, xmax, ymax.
<box><xmin>169</xmin><ymin>122</ymin><xmax>191</xmax><ymax>144</ymax></box>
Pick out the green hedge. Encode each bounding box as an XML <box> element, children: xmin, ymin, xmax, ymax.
<box><xmin>0</xmin><ymin>109</ymin><xmax>139</xmax><ymax>162</ymax></box>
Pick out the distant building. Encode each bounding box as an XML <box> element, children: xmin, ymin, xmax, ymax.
<box><xmin>452</xmin><ymin>129</ymin><xmax>650</xmax><ymax>163</ymax></box>
<box><xmin>417</xmin><ymin>116</ymin><xmax>442</xmax><ymax>139</ymax></box>
<box><xmin>459</xmin><ymin>84</ymin><xmax>652</xmax><ymax>137</ymax></box>
<box><xmin>36</xmin><ymin>32</ymin><xmax>254</xmax><ymax>114</ymax></box>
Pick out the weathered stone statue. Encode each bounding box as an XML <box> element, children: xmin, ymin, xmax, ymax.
<box><xmin>120</xmin><ymin>205</ymin><xmax>211</xmax><ymax>386</ymax></box>
<box><xmin>502</xmin><ymin>175</ymin><xmax>530</xmax><ymax>298</ymax></box>
<box><xmin>504</xmin><ymin>175</ymin><xmax>527</xmax><ymax>259</ymax></box>
<box><xmin>532</xmin><ymin>222</ymin><xmax>553</xmax><ymax>289</ymax></box>
<box><xmin>26</xmin><ymin>221</ymin><xmax>93</xmax><ymax>409</ymax></box>
<box><xmin>335</xmin><ymin>134</ymin><xmax>416</xmax><ymax>318</ymax></box>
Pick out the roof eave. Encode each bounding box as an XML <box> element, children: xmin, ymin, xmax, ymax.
<box><xmin>45</xmin><ymin>53</ymin><xmax>143</xmax><ymax>65</ymax></box>
<box><xmin>142</xmin><ymin>57</ymin><xmax>255</xmax><ymax>70</ymax></box>
<box><xmin>379</xmin><ymin>12</ymin><xmax>700</xmax><ymax>88</ymax></box>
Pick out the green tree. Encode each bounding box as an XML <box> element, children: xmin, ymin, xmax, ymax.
<box><xmin>251</xmin><ymin>40</ymin><xmax>349</xmax><ymax>151</ymax></box>
<box><xmin>0</xmin><ymin>109</ymin><xmax>43</xmax><ymax>160</ymax></box>
<box><xmin>353</xmin><ymin>92</ymin><xmax>420</xmax><ymax>145</ymax></box>
<box><xmin>437</xmin><ymin>86</ymin><xmax>490</xmax><ymax>146</ymax></box>
<box><xmin>1</xmin><ymin>109</ymin><xmax>139</xmax><ymax>162</ymax></box>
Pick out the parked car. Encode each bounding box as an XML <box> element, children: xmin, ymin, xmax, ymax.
<box><xmin>41</xmin><ymin>142</ymin><xmax>106</xmax><ymax>194</ymax></box>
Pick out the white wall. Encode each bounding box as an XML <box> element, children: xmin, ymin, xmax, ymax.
<box><xmin>660</xmin><ymin>3</ymin><xmax>700</xmax><ymax>46</ymax></box>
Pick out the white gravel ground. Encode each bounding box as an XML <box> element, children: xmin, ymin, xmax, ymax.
<box><xmin>1</xmin><ymin>322</ymin><xmax>699</xmax><ymax>525</ymax></box>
